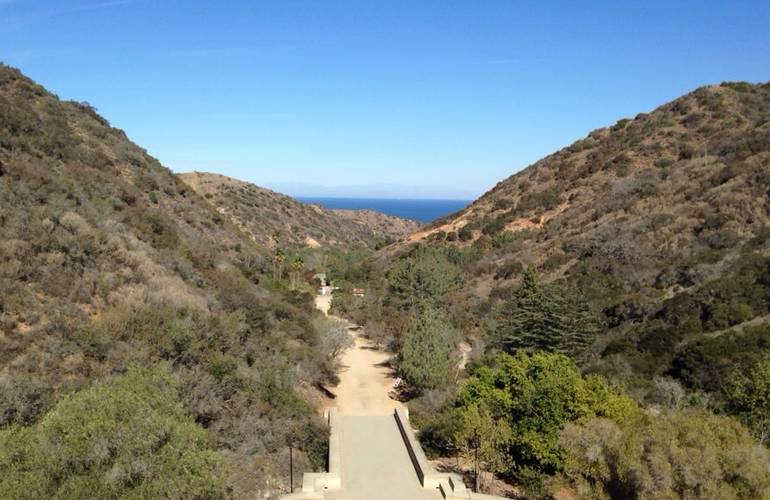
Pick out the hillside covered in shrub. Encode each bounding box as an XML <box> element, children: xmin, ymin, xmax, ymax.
<box><xmin>0</xmin><ymin>64</ymin><xmax>334</xmax><ymax>497</ymax></box>
<box><xmin>380</xmin><ymin>81</ymin><xmax>770</xmax><ymax>390</ymax></box>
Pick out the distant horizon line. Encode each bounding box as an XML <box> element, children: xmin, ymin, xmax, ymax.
<box><xmin>295</xmin><ymin>195</ymin><xmax>474</xmax><ymax>202</ymax></box>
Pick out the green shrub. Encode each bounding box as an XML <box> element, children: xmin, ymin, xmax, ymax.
<box><xmin>721</xmin><ymin>81</ymin><xmax>754</xmax><ymax>93</ymax></box>
<box><xmin>560</xmin><ymin>410</ymin><xmax>770</xmax><ymax>499</ymax></box>
<box><xmin>669</xmin><ymin>325</ymin><xmax>770</xmax><ymax>398</ymax></box>
<box><xmin>387</xmin><ymin>246</ymin><xmax>464</xmax><ymax>307</ymax></box>
<box><xmin>208</xmin><ymin>355</ymin><xmax>239</xmax><ymax>382</ymax></box>
<box><xmin>726</xmin><ymin>357</ymin><xmax>770</xmax><ymax>441</ymax></box>
<box><xmin>481</xmin><ymin>217</ymin><xmax>505</xmax><ymax>235</ymax></box>
<box><xmin>0</xmin><ymin>366</ymin><xmax>231</xmax><ymax>499</ymax></box>
<box><xmin>492</xmin><ymin>198</ymin><xmax>513</xmax><ymax>211</ymax></box>
<box><xmin>449</xmin><ymin>351</ymin><xmax>637</xmax><ymax>476</ymax></box>
<box><xmin>416</xmin><ymin>407</ymin><xmax>464</xmax><ymax>457</ymax></box>
<box><xmin>517</xmin><ymin>188</ymin><xmax>562</xmax><ymax>213</ymax></box>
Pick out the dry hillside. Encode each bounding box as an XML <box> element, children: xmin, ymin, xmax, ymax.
<box><xmin>0</xmin><ymin>64</ymin><xmax>330</xmax><ymax>496</ymax></box>
<box><xmin>180</xmin><ymin>171</ymin><xmax>420</xmax><ymax>249</ymax></box>
<box><xmin>389</xmin><ymin>81</ymin><xmax>770</xmax><ymax>382</ymax></box>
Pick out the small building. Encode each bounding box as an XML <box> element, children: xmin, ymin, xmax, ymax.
<box><xmin>352</xmin><ymin>288</ymin><xmax>365</xmax><ymax>297</ymax></box>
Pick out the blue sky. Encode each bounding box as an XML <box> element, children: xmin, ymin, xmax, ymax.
<box><xmin>1</xmin><ymin>1</ymin><xmax>769</xmax><ymax>199</ymax></box>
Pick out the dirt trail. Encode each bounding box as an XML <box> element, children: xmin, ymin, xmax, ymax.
<box><xmin>314</xmin><ymin>294</ymin><xmax>403</xmax><ymax>416</ymax></box>
<box><xmin>314</xmin><ymin>294</ymin><xmax>332</xmax><ymax>316</ymax></box>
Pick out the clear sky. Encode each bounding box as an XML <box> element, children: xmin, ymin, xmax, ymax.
<box><xmin>1</xmin><ymin>1</ymin><xmax>769</xmax><ymax>199</ymax></box>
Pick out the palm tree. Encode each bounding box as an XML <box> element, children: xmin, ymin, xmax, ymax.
<box><xmin>290</xmin><ymin>255</ymin><xmax>304</xmax><ymax>289</ymax></box>
<box><xmin>271</xmin><ymin>230</ymin><xmax>281</xmax><ymax>247</ymax></box>
<box><xmin>273</xmin><ymin>249</ymin><xmax>285</xmax><ymax>281</ymax></box>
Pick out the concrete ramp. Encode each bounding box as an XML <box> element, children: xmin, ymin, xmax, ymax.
<box><xmin>281</xmin><ymin>409</ymin><xmax>506</xmax><ymax>500</ymax></box>
<box><xmin>329</xmin><ymin>415</ymin><xmax>439</xmax><ymax>500</ymax></box>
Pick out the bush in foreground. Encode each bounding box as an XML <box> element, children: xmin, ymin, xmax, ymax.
<box><xmin>560</xmin><ymin>410</ymin><xmax>770</xmax><ymax>499</ymax></box>
<box><xmin>0</xmin><ymin>365</ymin><xmax>230</xmax><ymax>499</ymax></box>
<box><xmin>418</xmin><ymin>351</ymin><xmax>636</xmax><ymax>485</ymax></box>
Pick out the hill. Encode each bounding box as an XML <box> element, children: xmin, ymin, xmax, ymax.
<box><xmin>360</xmin><ymin>81</ymin><xmax>770</xmax><ymax>393</ymax></box>
<box><xmin>180</xmin><ymin>171</ymin><xmax>420</xmax><ymax>249</ymax></box>
<box><xmin>0</xmin><ymin>64</ymin><xmax>330</xmax><ymax>497</ymax></box>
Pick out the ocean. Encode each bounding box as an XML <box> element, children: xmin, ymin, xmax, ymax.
<box><xmin>296</xmin><ymin>197</ymin><xmax>471</xmax><ymax>223</ymax></box>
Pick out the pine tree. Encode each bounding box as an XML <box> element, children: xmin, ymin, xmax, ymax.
<box><xmin>387</xmin><ymin>246</ymin><xmax>464</xmax><ymax>307</ymax></box>
<box><xmin>495</xmin><ymin>267</ymin><xmax>597</xmax><ymax>360</ymax></box>
<box><xmin>399</xmin><ymin>303</ymin><xmax>459</xmax><ymax>391</ymax></box>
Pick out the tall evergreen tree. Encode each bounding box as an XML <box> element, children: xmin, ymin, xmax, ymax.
<box><xmin>399</xmin><ymin>303</ymin><xmax>460</xmax><ymax>391</ymax></box>
<box><xmin>494</xmin><ymin>267</ymin><xmax>597</xmax><ymax>360</ymax></box>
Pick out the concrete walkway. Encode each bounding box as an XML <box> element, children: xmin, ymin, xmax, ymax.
<box><xmin>326</xmin><ymin>416</ymin><xmax>440</xmax><ymax>500</ymax></box>
<box><xmin>318</xmin><ymin>295</ymin><xmax>436</xmax><ymax>498</ymax></box>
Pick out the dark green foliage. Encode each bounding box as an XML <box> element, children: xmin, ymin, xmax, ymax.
<box><xmin>494</xmin><ymin>268</ymin><xmax>598</xmax><ymax>360</ymax></box>
<box><xmin>492</xmin><ymin>198</ymin><xmax>513</xmax><ymax>211</ymax></box>
<box><xmin>208</xmin><ymin>355</ymin><xmax>239</xmax><ymax>382</ymax></box>
<box><xmin>516</xmin><ymin>187</ymin><xmax>562</xmax><ymax>213</ymax></box>
<box><xmin>670</xmin><ymin>326</ymin><xmax>770</xmax><ymax>397</ymax></box>
<box><xmin>721</xmin><ymin>81</ymin><xmax>756</xmax><ymax>93</ymax></box>
<box><xmin>398</xmin><ymin>304</ymin><xmax>460</xmax><ymax>392</ymax></box>
<box><xmin>725</xmin><ymin>358</ymin><xmax>770</xmax><ymax>443</ymax></box>
<box><xmin>611</xmin><ymin>254</ymin><xmax>770</xmax><ymax>378</ymax></box>
<box><xmin>326</xmin><ymin>247</ymin><xmax>374</xmax><ymax>284</ymax></box>
<box><xmin>490</xmin><ymin>230</ymin><xmax>518</xmax><ymax>248</ymax></box>
<box><xmin>415</xmin><ymin>407</ymin><xmax>464</xmax><ymax>457</ymax></box>
<box><xmin>481</xmin><ymin>216</ymin><xmax>506</xmax><ymax>235</ymax></box>
<box><xmin>387</xmin><ymin>246</ymin><xmax>464</xmax><ymax>307</ymax></box>
<box><xmin>0</xmin><ymin>373</ymin><xmax>52</xmax><ymax>426</ymax></box>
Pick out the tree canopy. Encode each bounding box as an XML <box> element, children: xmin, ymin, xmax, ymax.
<box><xmin>387</xmin><ymin>246</ymin><xmax>465</xmax><ymax>307</ymax></box>
<box><xmin>454</xmin><ymin>351</ymin><xmax>637</xmax><ymax>475</ymax></box>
